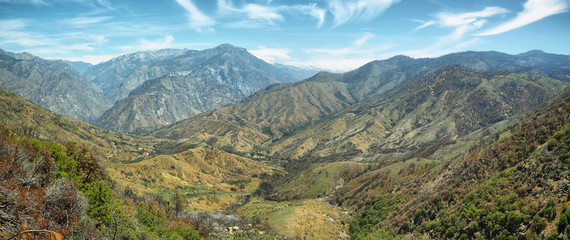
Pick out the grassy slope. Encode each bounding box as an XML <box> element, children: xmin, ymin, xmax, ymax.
<box><xmin>271</xmin><ymin>69</ymin><xmax>568</xmax><ymax>161</ymax></box>
<box><xmin>0</xmin><ymin>87</ymin><xmax>282</xmax><ymax>211</ymax></box>
<box><xmin>347</xmin><ymin>89</ymin><xmax>570</xmax><ymax>238</ymax></box>
<box><xmin>235</xmin><ymin>197</ymin><xmax>350</xmax><ymax>239</ymax></box>
<box><xmin>0</xmin><ymin>87</ymin><xmax>160</xmax><ymax>162</ymax></box>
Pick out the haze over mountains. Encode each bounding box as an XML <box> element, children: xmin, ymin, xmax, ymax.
<box><xmin>2</xmin><ymin>44</ymin><xmax>570</xmax><ymax>239</ymax></box>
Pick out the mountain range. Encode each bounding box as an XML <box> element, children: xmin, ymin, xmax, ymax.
<box><xmin>2</xmin><ymin>45</ymin><xmax>570</xmax><ymax>239</ymax></box>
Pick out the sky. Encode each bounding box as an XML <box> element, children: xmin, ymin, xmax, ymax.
<box><xmin>0</xmin><ymin>0</ymin><xmax>569</xmax><ymax>72</ymax></box>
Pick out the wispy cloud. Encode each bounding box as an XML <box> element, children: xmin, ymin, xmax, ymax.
<box><xmin>120</xmin><ymin>35</ymin><xmax>175</xmax><ymax>51</ymax></box>
<box><xmin>287</xmin><ymin>32</ymin><xmax>395</xmax><ymax>71</ymax></box>
<box><xmin>478</xmin><ymin>0</ymin><xmax>569</xmax><ymax>36</ymax></box>
<box><xmin>174</xmin><ymin>0</ymin><xmax>215</xmax><ymax>29</ymax></box>
<box><xmin>249</xmin><ymin>46</ymin><xmax>292</xmax><ymax>64</ymax></box>
<box><xmin>242</xmin><ymin>4</ymin><xmax>283</xmax><ymax>23</ymax></box>
<box><xmin>0</xmin><ymin>0</ymin><xmax>47</xmax><ymax>5</ymax></box>
<box><xmin>217</xmin><ymin>0</ymin><xmax>326</xmax><ymax>28</ymax></box>
<box><xmin>63</xmin><ymin>16</ymin><xmax>113</xmax><ymax>27</ymax></box>
<box><xmin>326</xmin><ymin>0</ymin><xmax>401</xmax><ymax>27</ymax></box>
<box><xmin>218</xmin><ymin>0</ymin><xmax>283</xmax><ymax>25</ymax></box>
<box><xmin>0</xmin><ymin>19</ymin><xmax>47</xmax><ymax>46</ymax></box>
<box><xmin>412</xmin><ymin>19</ymin><xmax>435</xmax><ymax>30</ymax></box>
<box><xmin>433</xmin><ymin>7</ymin><xmax>508</xmax><ymax>40</ymax></box>
<box><xmin>288</xmin><ymin>4</ymin><xmax>326</xmax><ymax>27</ymax></box>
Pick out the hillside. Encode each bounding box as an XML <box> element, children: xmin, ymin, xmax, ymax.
<box><xmin>344</xmin><ymin>89</ymin><xmax>570</xmax><ymax>239</ymax></box>
<box><xmin>0</xmin><ymin>51</ymin><xmax>111</xmax><ymax>122</ymax></box>
<box><xmin>271</xmin><ymin>67</ymin><xmax>567</xmax><ymax>160</ymax></box>
<box><xmin>0</xmin><ymin>85</ymin><xmax>283</xmax><ymax>213</ymax></box>
<box><xmin>150</xmin><ymin>50</ymin><xmax>570</xmax><ymax>154</ymax></box>
<box><xmin>95</xmin><ymin>75</ymin><xmax>245</xmax><ymax>134</ymax></box>
<box><xmin>91</xmin><ymin>44</ymin><xmax>309</xmax><ymax>133</ymax></box>
<box><xmin>0</xmin><ymin>86</ymin><xmax>156</xmax><ymax>162</ymax></box>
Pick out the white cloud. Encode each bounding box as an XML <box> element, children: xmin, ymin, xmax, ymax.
<box><xmin>174</xmin><ymin>0</ymin><xmax>215</xmax><ymax>29</ymax></box>
<box><xmin>64</xmin><ymin>16</ymin><xmax>112</xmax><ymax>27</ymax></box>
<box><xmin>326</xmin><ymin>0</ymin><xmax>400</xmax><ymax>27</ymax></box>
<box><xmin>120</xmin><ymin>35</ymin><xmax>175</xmax><ymax>51</ymax></box>
<box><xmin>412</xmin><ymin>19</ymin><xmax>435</xmax><ymax>30</ymax></box>
<box><xmin>307</xmin><ymin>32</ymin><xmax>376</xmax><ymax>56</ymax></box>
<box><xmin>0</xmin><ymin>0</ymin><xmax>47</xmax><ymax>5</ymax></box>
<box><xmin>478</xmin><ymin>0</ymin><xmax>569</xmax><ymax>36</ymax></box>
<box><xmin>292</xmin><ymin>4</ymin><xmax>326</xmax><ymax>27</ymax></box>
<box><xmin>243</xmin><ymin>4</ymin><xmax>283</xmax><ymax>23</ymax></box>
<box><xmin>0</xmin><ymin>19</ymin><xmax>47</xmax><ymax>46</ymax></box>
<box><xmin>217</xmin><ymin>0</ymin><xmax>326</xmax><ymax>28</ymax></box>
<box><xmin>434</xmin><ymin>7</ymin><xmax>508</xmax><ymax>40</ymax></box>
<box><xmin>288</xmin><ymin>32</ymin><xmax>395</xmax><ymax>71</ymax></box>
<box><xmin>249</xmin><ymin>46</ymin><xmax>292</xmax><ymax>64</ymax></box>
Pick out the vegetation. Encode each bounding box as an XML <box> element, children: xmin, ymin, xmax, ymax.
<box><xmin>349</xmin><ymin>195</ymin><xmax>404</xmax><ymax>239</ymax></box>
<box><xmin>0</xmin><ymin>124</ymin><xmax>201</xmax><ymax>239</ymax></box>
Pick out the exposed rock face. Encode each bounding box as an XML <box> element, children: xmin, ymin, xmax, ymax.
<box><xmin>0</xmin><ymin>52</ymin><xmax>111</xmax><ymax>122</ymax></box>
<box><xmin>95</xmin><ymin>75</ymin><xmax>245</xmax><ymax>134</ymax></box>
<box><xmin>92</xmin><ymin>44</ymin><xmax>304</xmax><ymax>133</ymax></box>
<box><xmin>85</xmin><ymin>44</ymin><xmax>299</xmax><ymax>103</ymax></box>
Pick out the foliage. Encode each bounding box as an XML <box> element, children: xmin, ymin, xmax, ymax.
<box><xmin>349</xmin><ymin>195</ymin><xmax>404</xmax><ymax>239</ymax></box>
<box><xmin>209</xmin><ymin>229</ymin><xmax>283</xmax><ymax>240</ymax></box>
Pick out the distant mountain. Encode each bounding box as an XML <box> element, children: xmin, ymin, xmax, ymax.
<box><xmin>273</xmin><ymin>63</ymin><xmax>325</xmax><ymax>80</ymax></box>
<box><xmin>93</xmin><ymin>44</ymin><xmax>307</xmax><ymax>133</ymax></box>
<box><xmin>0</xmin><ymin>49</ymin><xmax>85</xmax><ymax>81</ymax></box>
<box><xmin>85</xmin><ymin>44</ymin><xmax>300</xmax><ymax>103</ymax></box>
<box><xmin>83</xmin><ymin>48</ymin><xmax>188</xmax><ymax>101</ymax></box>
<box><xmin>95</xmin><ymin>75</ymin><xmax>245</xmax><ymax>134</ymax></box>
<box><xmin>63</xmin><ymin>60</ymin><xmax>92</xmax><ymax>74</ymax></box>
<box><xmin>0</xmin><ymin>51</ymin><xmax>111</xmax><ymax>122</ymax></box>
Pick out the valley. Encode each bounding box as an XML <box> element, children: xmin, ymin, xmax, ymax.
<box><xmin>1</xmin><ymin>45</ymin><xmax>570</xmax><ymax>239</ymax></box>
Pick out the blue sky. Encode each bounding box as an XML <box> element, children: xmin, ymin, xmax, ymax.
<box><xmin>0</xmin><ymin>0</ymin><xmax>569</xmax><ymax>71</ymax></box>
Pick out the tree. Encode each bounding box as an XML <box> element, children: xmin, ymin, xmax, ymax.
<box><xmin>174</xmin><ymin>189</ymin><xmax>184</xmax><ymax>215</ymax></box>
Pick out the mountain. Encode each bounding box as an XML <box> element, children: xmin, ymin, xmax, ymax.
<box><xmin>273</xmin><ymin>63</ymin><xmax>325</xmax><ymax>80</ymax></box>
<box><xmin>344</xmin><ymin>88</ymin><xmax>570</xmax><ymax>239</ymax></box>
<box><xmin>95</xmin><ymin>75</ymin><xmax>245</xmax><ymax>134</ymax></box>
<box><xmin>83</xmin><ymin>48</ymin><xmax>188</xmax><ymax>101</ymax></box>
<box><xmin>93</xmin><ymin>44</ymin><xmax>307</xmax><ymax>133</ymax></box>
<box><xmin>0</xmin><ymin>86</ymin><xmax>155</xmax><ymax>161</ymax></box>
<box><xmin>271</xmin><ymin>67</ymin><xmax>567</xmax><ymax>199</ymax></box>
<box><xmin>0</xmin><ymin>84</ymin><xmax>282</xmax><ymax>217</ymax></box>
<box><xmin>0</xmin><ymin>51</ymin><xmax>111</xmax><ymax>122</ymax></box>
<box><xmin>85</xmin><ymin>44</ymin><xmax>300</xmax><ymax>103</ymax></box>
<box><xmin>149</xmin><ymin>50</ymin><xmax>570</xmax><ymax>153</ymax></box>
<box><xmin>0</xmin><ymin>49</ymin><xmax>85</xmax><ymax>81</ymax></box>
<box><xmin>63</xmin><ymin>60</ymin><xmax>92</xmax><ymax>74</ymax></box>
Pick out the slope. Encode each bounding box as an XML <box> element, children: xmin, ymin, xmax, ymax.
<box><xmin>95</xmin><ymin>75</ymin><xmax>245</xmax><ymax>134</ymax></box>
<box><xmin>0</xmin><ymin>86</ymin><xmax>156</xmax><ymax>162</ymax></box>
<box><xmin>271</xmin><ymin>67</ymin><xmax>568</xmax><ymax>160</ymax></box>
<box><xmin>345</xmin><ymin>88</ymin><xmax>570</xmax><ymax>239</ymax></box>
<box><xmin>0</xmin><ymin>51</ymin><xmax>111</xmax><ymax>122</ymax></box>
<box><xmin>150</xmin><ymin>50</ymin><xmax>570</xmax><ymax>154</ymax></box>
<box><xmin>0</xmin><ymin>86</ymin><xmax>282</xmax><ymax>213</ymax></box>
